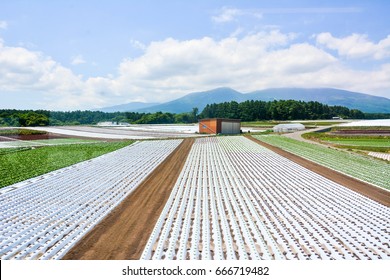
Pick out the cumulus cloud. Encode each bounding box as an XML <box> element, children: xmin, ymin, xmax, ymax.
<box><xmin>1</xmin><ymin>30</ymin><xmax>390</xmax><ymax>110</ymax></box>
<box><xmin>316</xmin><ymin>32</ymin><xmax>390</xmax><ymax>60</ymax></box>
<box><xmin>113</xmin><ymin>31</ymin><xmax>299</xmax><ymax>99</ymax></box>
<box><xmin>0</xmin><ymin>41</ymin><xmax>79</xmax><ymax>91</ymax></box>
<box><xmin>111</xmin><ymin>31</ymin><xmax>390</xmax><ymax>100</ymax></box>
<box><xmin>0</xmin><ymin>40</ymin><xmax>99</xmax><ymax>109</ymax></box>
<box><xmin>70</xmin><ymin>55</ymin><xmax>86</xmax><ymax>65</ymax></box>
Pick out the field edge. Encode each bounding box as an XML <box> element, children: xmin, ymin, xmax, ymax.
<box><xmin>246</xmin><ymin>135</ymin><xmax>390</xmax><ymax>207</ymax></box>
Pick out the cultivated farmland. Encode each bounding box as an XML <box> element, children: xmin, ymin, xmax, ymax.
<box><xmin>0</xmin><ymin>140</ymin><xmax>181</xmax><ymax>260</ymax></box>
<box><xmin>141</xmin><ymin>137</ymin><xmax>389</xmax><ymax>260</ymax></box>
<box><xmin>1</xmin><ymin>135</ymin><xmax>389</xmax><ymax>261</ymax></box>
<box><xmin>369</xmin><ymin>152</ymin><xmax>390</xmax><ymax>161</ymax></box>
<box><xmin>254</xmin><ymin>135</ymin><xmax>390</xmax><ymax>190</ymax></box>
<box><xmin>0</xmin><ymin>141</ymin><xmax>134</xmax><ymax>188</ymax></box>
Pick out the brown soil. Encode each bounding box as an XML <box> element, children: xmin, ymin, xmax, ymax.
<box><xmin>0</xmin><ymin>133</ymin><xmax>67</xmax><ymax>141</ymax></box>
<box><xmin>246</xmin><ymin>135</ymin><xmax>390</xmax><ymax>207</ymax></box>
<box><xmin>63</xmin><ymin>138</ymin><xmax>194</xmax><ymax>260</ymax></box>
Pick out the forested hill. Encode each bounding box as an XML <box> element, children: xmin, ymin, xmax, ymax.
<box><xmin>118</xmin><ymin>87</ymin><xmax>390</xmax><ymax>114</ymax></box>
<box><xmin>198</xmin><ymin>100</ymin><xmax>366</xmax><ymax>121</ymax></box>
<box><xmin>1</xmin><ymin>100</ymin><xmax>389</xmax><ymax>127</ymax></box>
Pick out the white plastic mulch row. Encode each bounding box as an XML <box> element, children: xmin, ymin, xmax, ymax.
<box><xmin>369</xmin><ymin>152</ymin><xmax>390</xmax><ymax>161</ymax></box>
<box><xmin>0</xmin><ymin>139</ymin><xmax>182</xmax><ymax>260</ymax></box>
<box><xmin>338</xmin><ymin>119</ymin><xmax>390</xmax><ymax>127</ymax></box>
<box><xmin>141</xmin><ymin>136</ymin><xmax>390</xmax><ymax>260</ymax></box>
<box><xmin>254</xmin><ymin>135</ymin><xmax>390</xmax><ymax>189</ymax></box>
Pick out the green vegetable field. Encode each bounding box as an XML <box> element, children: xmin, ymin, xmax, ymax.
<box><xmin>254</xmin><ymin>135</ymin><xmax>390</xmax><ymax>190</ymax></box>
<box><xmin>323</xmin><ymin>138</ymin><xmax>390</xmax><ymax>147</ymax></box>
<box><xmin>0</xmin><ymin>140</ymin><xmax>134</xmax><ymax>188</ymax></box>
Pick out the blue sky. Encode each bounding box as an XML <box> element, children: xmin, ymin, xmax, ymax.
<box><xmin>1</xmin><ymin>0</ymin><xmax>390</xmax><ymax>110</ymax></box>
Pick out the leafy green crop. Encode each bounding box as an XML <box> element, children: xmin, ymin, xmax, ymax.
<box><xmin>326</xmin><ymin>139</ymin><xmax>390</xmax><ymax>147</ymax></box>
<box><xmin>0</xmin><ymin>140</ymin><xmax>134</xmax><ymax>188</ymax></box>
<box><xmin>254</xmin><ymin>135</ymin><xmax>390</xmax><ymax>190</ymax></box>
<box><xmin>302</xmin><ymin>132</ymin><xmax>390</xmax><ymax>152</ymax></box>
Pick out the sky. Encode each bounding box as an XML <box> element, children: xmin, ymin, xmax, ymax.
<box><xmin>0</xmin><ymin>0</ymin><xmax>390</xmax><ymax>110</ymax></box>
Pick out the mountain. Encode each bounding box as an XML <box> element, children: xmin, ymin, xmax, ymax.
<box><xmin>246</xmin><ymin>88</ymin><xmax>390</xmax><ymax>113</ymax></box>
<box><xmin>137</xmin><ymin>87</ymin><xmax>245</xmax><ymax>113</ymax></box>
<box><xmin>98</xmin><ymin>87</ymin><xmax>390</xmax><ymax>114</ymax></box>
<box><xmin>98</xmin><ymin>102</ymin><xmax>160</xmax><ymax>113</ymax></box>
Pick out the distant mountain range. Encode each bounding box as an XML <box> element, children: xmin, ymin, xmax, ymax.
<box><xmin>98</xmin><ymin>88</ymin><xmax>390</xmax><ymax>114</ymax></box>
<box><xmin>98</xmin><ymin>102</ymin><xmax>160</xmax><ymax>113</ymax></box>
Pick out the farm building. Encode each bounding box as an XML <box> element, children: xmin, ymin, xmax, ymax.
<box><xmin>199</xmin><ymin>118</ymin><xmax>241</xmax><ymax>134</ymax></box>
<box><xmin>273</xmin><ymin>123</ymin><xmax>305</xmax><ymax>133</ymax></box>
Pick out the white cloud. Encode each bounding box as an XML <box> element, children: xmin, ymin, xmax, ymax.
<box><xmin>113</xmin><ymin>31</ymin><xmax>298</xmax><ymax>99</ymax></box>
<box><xmin>70</xmin><ymin>55</ymin><xmax>86</xmax><ymax>65</ymax></box>
<box><xmin>316</xmin><ymin>32</ymin><xmax>390</xmax><ymax>60</ymax></box>
<box><xmin>0</xmin><ymin>41</ymin><xmax>96</xmax><ymax>109</ymax></box>
<box><xmin>111</xmin><ymin>31</ymin><xmax>390</xmax><ymax>100</ymax></box>
<box><xmin>212</xmin><ymin>7</ymin><xmax>243</xmax><ymax>23</ymax></box>
<box><xmin>130</xmin><ymin>39</ymin><xmax>146</xmax><ymax>50</ymax></box>
<box><xmin>1</xmin><ymin>30</ymin><xmax>390</xmax><ymax>110</ymax></box>
<box><xmin>212</xmin><ymin>7</ymin><xmax>264</xmax><ymax>23</ymax></box>
<box><xmin>0</xmin><ymin>21</ymin><xmax>7</xmax><ymax>30</ymax></box>
<box><xmin>212</xmin><ymin>7</ymin><xmax>360</xmax><ymax>24</ymax></box>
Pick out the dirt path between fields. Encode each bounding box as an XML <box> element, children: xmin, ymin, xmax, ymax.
<box><xmin>246</xmin><ymin>135</ymin><xmax>390</xmax><ymax>207</ymax></box>
<box><xmin>63</xmin><ymin>138</ymin><xmax>194</xmax><ymax>260</ymax></box>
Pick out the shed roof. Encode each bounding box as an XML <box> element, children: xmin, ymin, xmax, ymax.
<box><xmin>199</xmin><ymin>118</ymin><xmax>241</xmax><ymax>122</ymax></box>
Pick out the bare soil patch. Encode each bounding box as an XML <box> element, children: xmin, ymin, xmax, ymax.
<box><xmin>246</xmin><ymin>135</ymin><xmax>390</xmax><ymax>207</ymax></box>
<box><xmin>63</xmin><ymin>138</ymin><xmax>194</xmax><ymax>260</ymax></box>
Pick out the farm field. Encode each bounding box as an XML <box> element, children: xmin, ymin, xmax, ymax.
<box><xmin>1</xmin><ymin>135</ymin><xmax>389</xmax><ymax>261</ymax></box>
<box><xmin>63</xmin><ymin>138</ymin><xmax>194</xmax><ymax>260</ymax></box>
<box><xmin>338</xmin><ymin>119</ymin><xmax>390</xmax><ymax>127</ymax></box>
<box><xmin>302</xmin><ymin>130</ymin><xmax>390</xmax><ymax>152</ymax></box>
<box><xmin>254</xmin><ymin>135</ymin><xmax>390</xmax><ymax>190</ymax></box>
<box><xmin>369</xmin><ymin>152</ymin><xmax>390</xmax><ymax>161</ymax></box>
<box><xmin>323</xmin><ymin>138</ymin><xmax>390</xmax><ymax>147</ymax></box>
<box><xmin>0</xmin><ymin>139</ymin><xmax>182</xmax><ymax>260</ymax></box>
<box><xmin>0</xmin><ymin>140</ymin><xmax>134</xmax><ymax>189</ymax></box>
<box><xmin>23</xmin><ymin>125</ymin><xmax>201</xmax><ymax>139</ymax></box>
<box><xmin>142</xmin><ymin>136</ymin><xmax>390</xmax><ymax>260</ymax></box>
<box><xmin>0</xmin><ymin>138</ymin><xmax>101</xmax><ymax>148</ymax></box>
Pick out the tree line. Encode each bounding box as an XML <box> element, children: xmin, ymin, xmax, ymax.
<box><xmin>199</xmin><ymin>100</ymin><xmax>367</xmax><ymax>121</ymax></box>
<box><xmin>0</xmin><ymin>109</ymin><xmax>199</xmax><ymax>127</ymax></box>
<box><xmin>0</xmin><ymin>100</ymin><xmax>388</xmax><ymax>127</ymax></box>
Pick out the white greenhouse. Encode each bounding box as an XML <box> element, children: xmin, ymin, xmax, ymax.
<box><xmin>273</xmin><ymin>123</ymin><xmax>305</xmax><ymax>133</ymax></box>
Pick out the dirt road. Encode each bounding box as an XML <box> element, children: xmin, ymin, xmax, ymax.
<box><xmin>63</xmin><ymin>138</ymin><xmax>194</xmax><ymax>260</ymax></box>
<box><xmin>246</xmin><ymin>135</ymin><xmax>390</xmax><ymax>207</ymax></box>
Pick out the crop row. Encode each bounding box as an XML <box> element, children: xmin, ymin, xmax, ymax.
<box><xmin>0</xmin><ymin>140</ymin><xmax>134</xmax><ymax>188</ymax></box>
<box><xmin>0</xmin><ymin>129</ymin><xmax>47</xmax><ymax>136</ymax></box>
<box><xmin>254</xmin><ymin>135</ymin><xmax>390</xmax><ymax>190</ymax></box>
<box><xmin>142</xmin><ymin>136</ymin><xmax>389</xmax><ymax>260</ymax></box>
<box><xmin>0</xmin><ymin>139</ymin><xmax>182</xmax><ymax>260</ymax></box>
<box><xmin>325</xmin><ymin>139</ymin><xmax>390</xmax><ymax>147</ymax></box>
<box><xmin>0</xmin><ymin>138</ymin><xmax>101</xmax><ymax>149</ymax></box>
<box><xmin>369</xmin><ymin>152</ymin><xmax>390</xmax><ymax>161</ymax></box>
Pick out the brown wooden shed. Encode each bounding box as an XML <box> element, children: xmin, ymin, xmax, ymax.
<box><xmin>199</xmin><ymin>118</ymin><xmax>241</xmax><ymax>134</ymax></box>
